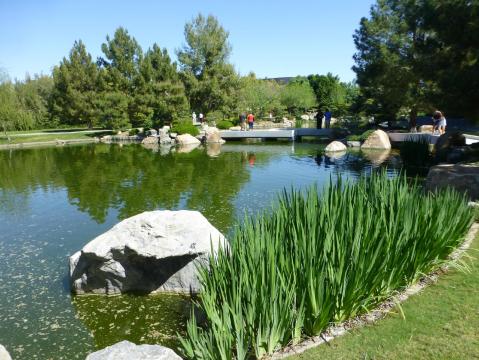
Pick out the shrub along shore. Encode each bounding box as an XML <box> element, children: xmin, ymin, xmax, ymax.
<box><xmin>179</xmin><ymin>172</ymin><xmax>473</xmax><ymax>359</ymax></box>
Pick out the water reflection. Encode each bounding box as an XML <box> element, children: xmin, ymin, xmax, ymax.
<box><xmin>361</xmin><ymin>148</ymin><xmax>393</xmax><ymax>165</ymax></box>
<box><xmin>0</xmin><ymin>142</ymin><xmax>401</xmax><ymax>360</ymax></box>
<box><xmin>72</xmin><ymin>294</ymin><xmax>191</xmax><ymax>350</ymax></box>
<box><xmin>0</xmin><ymin>144</ymin><xmax>253</xmax><ymax>230</ymax></box>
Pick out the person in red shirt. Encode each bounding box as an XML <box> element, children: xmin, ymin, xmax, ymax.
<box><xmin>247</xmin><ymin>113</ymin><xmax>254</xmax><ymax>130</ymax></box>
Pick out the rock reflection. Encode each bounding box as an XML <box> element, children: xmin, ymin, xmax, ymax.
<box><xmin>324</xmin><ymin>150</ymin><xmax>347</xmax><ymax>160</ymax></box>
<box><xmin>206</xmin><ymin>143</ymin><xmax>222</xmax><ymax>157</ymax></box>
<box><xmin>360</xmin><ymin>149</ymin><xmax>391</xmax><ymax>165</ymax></box>
<box><xmin>177</xmin><ymin>143</ymin><xmax>200</xmax><ymax>153</ymax></box>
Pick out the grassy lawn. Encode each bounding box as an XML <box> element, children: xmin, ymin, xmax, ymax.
<box><xmin>0</xmin><ymin>131</ymin><xmax>111</xmax><ymax>145</ymax></box>
<box><xmin>293</xmin><ymin>231</ymin><xmax>479</xmax><ymax>360</ymax></box>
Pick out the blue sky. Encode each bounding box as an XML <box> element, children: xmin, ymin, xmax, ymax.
<box><xmin>0</xmin><ymin>0</ymin><xmax>374</xmax><ymax>82</ymax></box>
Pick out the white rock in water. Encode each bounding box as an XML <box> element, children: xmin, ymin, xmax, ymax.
<box><xmin>176</xmin><ymin>133</ymin><xmax>201</xmax><ymax>145</ymax></box>
<box><xmin>325</xmin><ymin>141</ymin><xmax>347</xmax><ymax>152</ymax></box>
<box><xmin>70</xmin><ymin>210</ymin><xmax>226</xmax><ymax>295</ymax></box>
<box><xmin>361</xmin><ymin>129</ymin><xmax>391</xmax><ymax>149</ymax></box>
<box><xmin>86</xmin><ymin>340</ymin><xmax>181</xmax><ymax>360</ymax></box>
<box><xmin>0</xmin><ymin>345</ymin><xmax>11</xmax><ymax>360</ymax></box>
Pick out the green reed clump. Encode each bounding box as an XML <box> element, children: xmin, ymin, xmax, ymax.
<box><xmin>179</xmin><ymin>172</ymin><xmax>473</xmax><ymax>359</ymax></box>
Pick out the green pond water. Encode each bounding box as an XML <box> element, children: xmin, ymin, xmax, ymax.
<box><xmin>0</xmin><ymin>142</ymin><xmax>400</xmax><ymax>359</ymax></box>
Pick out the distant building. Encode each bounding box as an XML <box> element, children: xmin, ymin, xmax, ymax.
<box><xmin>264</xmin><ymin>77</ymin><xmax>293</xmax><ymax>84</ymax></box>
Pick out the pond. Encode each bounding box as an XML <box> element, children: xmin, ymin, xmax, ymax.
<box><xmin>0</xmin><ymin>142</ymin><xmax>400</xmax><ymax>359</ymax></box>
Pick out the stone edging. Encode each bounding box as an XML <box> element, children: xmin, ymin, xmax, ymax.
<box><xmin>272</xmin><ymin>222</ymin><xmax>479</xmax><ymax>359</ymax></box>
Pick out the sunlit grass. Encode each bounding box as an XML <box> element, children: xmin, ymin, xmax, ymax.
<box><xmin>179</xmin><ymin>172</ymin><xmax>473</xmax><ymax>359</ymax></box>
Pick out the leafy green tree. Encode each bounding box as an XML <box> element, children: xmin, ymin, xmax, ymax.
<box><xmin>0</xmin><ymin>80</ymin><xmax>34</xmax><ymax>140</ymax></box>
<box><xmin>353</xmin><ymin>0</ymin><xmax>432</xmax><ymax>126</ymax></box>
<box><xmin>238</xmin><ymin>73</ymin><xmax>284</xmax><ymax>118</ymax></box>
<box><xmin>51</xmin><ymin>40</ymin><xmax>99</xmax><ymax>128</ymax></box>
<box><xmin>307</xmin><ymin>73</ymin><xmax>357</xmax><ymax>116</ymax></box>
<box><xmin>15</xmin><ymin>74</ymin><xmax>54</xmax><ymax>128</ymax></box>
<box><xmin>177</xmin><ymin>14</ymin><xmax>239</xmax><ymax>116</ymax></box>
<box><xmin>279</xmin><ymin>77</ymin><xmax>317</xmax><ymax>116</ymax></box>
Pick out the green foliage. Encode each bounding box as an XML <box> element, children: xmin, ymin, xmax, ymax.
<box><xmin>0</xmin><ymin>81</ymin><xmax>34</xmax><ymax>138</ymax></box>
<box><xmin>140</xmin><ymin>44</ymin><xmax>189</xmax><ymax>127</ymax></box>
<box><xmin>279</xmin><ymin>77</ymin><xmax>317</xmax><ymax>116</ymax></box>
<box><xmin>238</xmin><ymin>74</ymin><xmax>284</xmax><ymax>118</ymax></box>
<box><xmin>353</xmin><ymin>0</ymin><xmax>479</xmax><ymax>123</ymax></box>
<box><xmin>307</xmin><ymin>73</ymin><xmax>357</xmax><ymax>116</ymax></box>
<box><xmin>15</xmin><ymin>74</ymin><xmax>54</xmax><ymax>128</ymax></box>
<box><xmin>51</xmin><ymin>40</ymin><xmax>100</xmax><ymax>128</ymax></box>
<box><xmin>177</xmin><ymin>14</ymin><xmax>240</xmax><ymax>116</ymax></box>
<box><xmin>96</xmin><ymin>91</ymin><xmax>130</xmax><ymax>130</ymax></box>
<box><xmin>172</xmin><ymin>121</ymin><xmax>199</xmax><ymax>136</ymax></box>
<box><xmin>99</xmin><ymin>27</ymin><xmax>143</xmax><ymax>93</ymax></box>
<box><xmin>346</xmin><ymin>129</ymin><xmax>374</xmax><ymax>142</ymax></box>
<box><xmin>418</xmin><ymin>1</ymin><xmax>479</xmax><ymax>120</ymax></box>
<box><xmin>180</xmin><ymin>172</ymin><xmax>473</xmax><ymax>359</ymax></box>
<box><xmin>216</xmin><ymin>120</ymin><xmax>234</xmax><ymax>130</ymax></box>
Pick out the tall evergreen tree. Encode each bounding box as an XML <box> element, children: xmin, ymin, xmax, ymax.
<box><xmin>353</xmin><ymin>0</ymin><xmax>431</xmax><ymax>126</ymax></box>
<box><xmin>51</xmin><ymin>40</ymin><xmax>99</xmax><ymax>128</ymax></box>
<box><xmin>99</xmin><ymin>27</ymin><xmax>144</xmax><ymax>127</ymax></box>
<box><xmin>177</xmin><ymin>14</ymin><xmax>239</xmax><ymax>116</ymax></box>
<box><xmin>418</xmin><ymin>0</ymin><xmax>479</xmax><ymax>119</ymax></box>
<box><xmin>99</xmin><ymin>27</ymin><xmax>143</xmax><ymax>93</ymax></box>
<box><xmin>138</xmin><ymin>44</ymin><xmax>189</xmax><ymax>127</ymax></box>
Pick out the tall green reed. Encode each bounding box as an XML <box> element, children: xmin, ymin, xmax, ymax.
<box><xmin>180</xmin><ymin>172</ymin><xmax>473</xmax><ymax>359</ymax></box>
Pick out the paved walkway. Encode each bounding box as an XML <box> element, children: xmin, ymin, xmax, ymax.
<box><xmin>9</xmin><ymin>129</ymin><xmax>110</xmax><ymax>137</ymax></box>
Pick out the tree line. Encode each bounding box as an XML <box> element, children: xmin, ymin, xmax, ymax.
<box><xmin>4</xmin><ymin>2</ymin><xmax>472</xmax><ymax>134</ymax></box>
<box><xmin>353</xmin><ymin>0</ymin><xmax>479</xmax><ymax>124</ymax></box>
<box><xmin>0</xmin><ymin>14</ymin><xmax>356</xmax><ymax>134</ymax></box>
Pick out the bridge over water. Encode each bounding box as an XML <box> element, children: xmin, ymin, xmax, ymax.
<box><xmin>219</xmin><ymin>128</ymin><xmax>333</xmax><ymax>141</ymax></box>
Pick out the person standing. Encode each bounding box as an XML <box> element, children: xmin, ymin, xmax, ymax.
<box><xmin>192</xmin><ymin>112</ymin><xmax>197</xmax><ymax>125</ymax></box>
<box><xmin>247</xmin><ymin>113</ymin><xmax>255</xmax><ymax>130</ymax></box>
<box><xmin>316</xmin><ymin>110</ymin><xmax>323</xmax><ymax>129</ymax></box>
<box><xmin>239</xmin><ymin>113</ymin><xmax>247</xmax><ymax>131</ymax></box>
<box><xmin>433</xmin><ymin>110</ymin><xmax>447</xmax><ymax>135</ymax></box>
<box><xmin>199</xmin><ymin>113</ymin><xmax>204</xmax><ymax>124</ymax></box>
<box><xmin>324</xmin><ymin>109</ymin><xmax>332</xmax><ymax>129</ymax></box>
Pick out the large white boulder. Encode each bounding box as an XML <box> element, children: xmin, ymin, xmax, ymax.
<box><xmin>176</xmin><ymin>134</ymin><xmax>201</xmax><ymax>146</ymax></box>
<box><xmin>325</xmin><ymin>141</ymin><xmax>347</xmax><ymax>152</ymax></box>
<box><xmin>86</xmin><ymin>341</ymin><xmax>181</xmax><ymax>360</ymax></box>
<box><xmin>0</xmin><ymin>345</ymin><xmax>11</xmax><ymax>360</ymax></box>
<box><xmin>69</xmin><ymin>210</ymin><xmax>226</xmax><ymax>295</ymax></box>
<box><xmin>141</xmin><ymin>136</ymin><xmax>159</xmax><ymax>145</ymax></box>
<box><xmin>361</xmin><ymin>129</ymin><xmax>391</xmax><ymax>150</ymax></box>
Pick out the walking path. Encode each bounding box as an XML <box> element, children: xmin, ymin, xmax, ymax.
<box><xmin>9</xmin><ymin>129</ymin><xmax>109</xmax><ymax>137</ymax></box>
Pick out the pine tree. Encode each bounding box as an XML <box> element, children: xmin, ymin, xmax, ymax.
<box><xmin>177</xmin><ymin>14</ymin><xmax>239</xmax><ymax>117</ymax></box>
<box><xmin>51</xmin><ymin>40</ymin><xmax>99</xmax><ymax>128</ymax></box>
